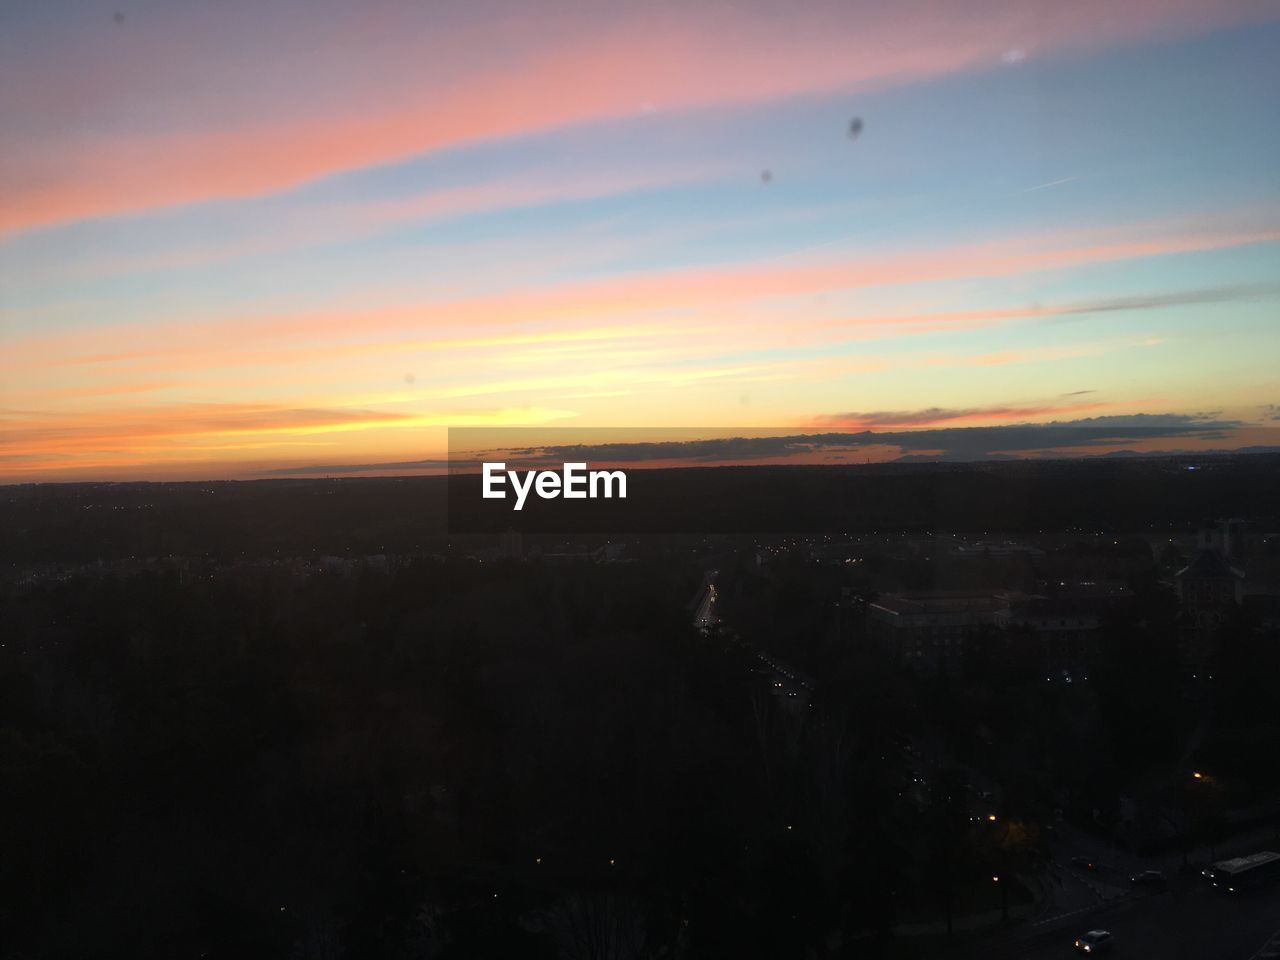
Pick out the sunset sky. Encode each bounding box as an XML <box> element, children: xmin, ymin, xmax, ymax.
<box><xmin>3</xmin><ymin>0</ymin><xmax>1279</xmax><ymax>480</ymax></box>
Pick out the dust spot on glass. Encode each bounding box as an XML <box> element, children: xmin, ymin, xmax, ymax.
<box><xmin>113</xmin><ymin>11</ymin><xmax>125</xmax><ymax>24</ymax></box>
<box><xmin>848</xmin><ymin>117</ymin><xmax>863</xmax><ymax>140</ymax></box>
<box><xmin>760</xmin><ymin>169</ymin><xmax>773</xmax><ymax>184</ymax></box>
<box><xmin>404</xmin><ymin>372</ymin><xmax>416</xmax><ymax>384</ymax></box>
<box><xmin>1002</xmin><ymin>48</ymin><xmax>1027</xmax><ymax>64</ymax></box>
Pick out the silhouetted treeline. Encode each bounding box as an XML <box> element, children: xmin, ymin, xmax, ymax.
<box><xmin>4</xmin><ymin>454</ymin><xmax>1280</xmax><ymax>563</ymax></box>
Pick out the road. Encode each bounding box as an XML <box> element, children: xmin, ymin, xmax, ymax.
<box><xmin>693</xmin><ymin>569</ymin><xmax>719</xmax><ymax>631</ymax></box>
<box><xmin>996</xmin><ymin>818</ymin><xmax>1280</xmax><ymax>958</ymax></box>
<box><xmin>896</xmin><ymin>755</ymin><xmax>1280</xmax><ymax>958</ymax></box>
<box><xmin>933</xmin><ymin>822</ymin><xmax>1280</xmax><ymax>960</ymax></box>
<box><xmin>995</xmin><ymin>882</ymin><xmax>1280</xmax><ymax>959</ymax></box>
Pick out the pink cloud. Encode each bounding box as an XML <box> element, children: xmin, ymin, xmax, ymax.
<box><xmin>4</xmin><ymin>209</ymin><xmax>1275</xmax><ymax>381</ymax></box>
<box><xmin>3</xmin><ymin>0</ymin><xmax>1273</xmax><ymax>233</ymax></box>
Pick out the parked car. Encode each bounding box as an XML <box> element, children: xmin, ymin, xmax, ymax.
<box><xmin>1129</xmin><ymin>869</ymin><xmax>1167</xmax><ymax>887</ymax></box>
<box><xmin>1074</xmin><ymin>929</ymin><xmax>1114</xmax><ymax>953</ymax></box>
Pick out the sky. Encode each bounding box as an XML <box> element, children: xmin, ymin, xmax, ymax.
<box><xmin>2</xmin><ymin>0</ymin><xmax>1279</xmax><ymax>481</ymax></box>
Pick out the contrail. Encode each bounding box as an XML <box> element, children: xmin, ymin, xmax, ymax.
<box><xmin>1021</xmin><ymin>176</ymin><xmax>1079</xmax><ymax>192</ymax></box>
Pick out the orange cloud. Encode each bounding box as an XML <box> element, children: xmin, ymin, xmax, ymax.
<box><xmin>3</xmin><ymin>209</ymin><xmax>1272</xmax><ymax>480</ymax></box>
<box><xmin>0</xmin><ymin>401</ymin><xmax>576</xmax><ymax>480</ymax></box>
<box><xmin>3</xmin><ymin>404</ymin><xmax>413</xmax><ymax>452</ymax></box>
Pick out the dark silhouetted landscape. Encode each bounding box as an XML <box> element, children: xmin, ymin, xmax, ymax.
<box><xmin>4</xmin><ymin>456</ymin><xmax>1280</xmax><ymax>958</ymax></box>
